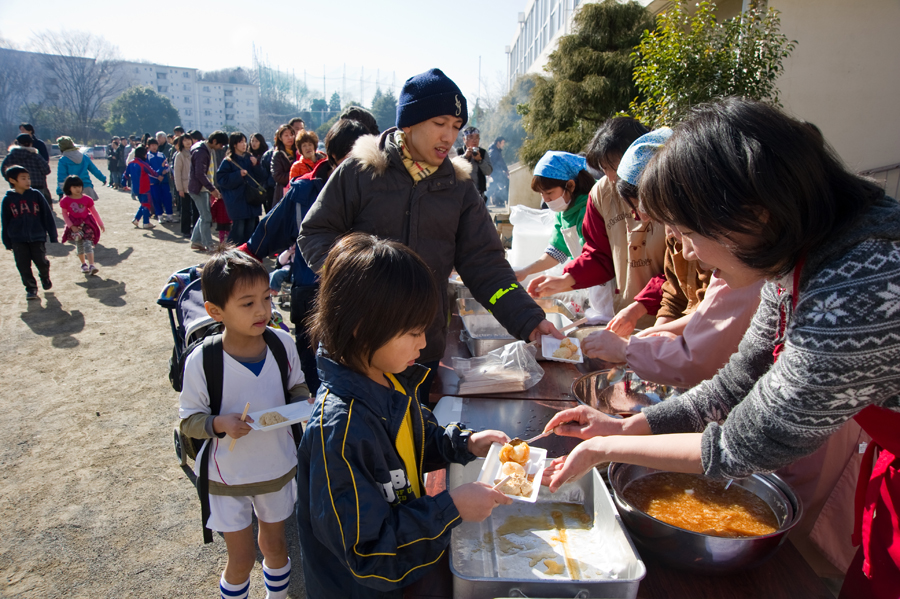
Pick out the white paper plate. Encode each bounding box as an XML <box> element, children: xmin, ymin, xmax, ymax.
<box><xmin>247</xmin><ymin>401</ymin><xmax>314</xmax><ymax>431</ymax></box>
<box><xmin>541</xmin><ymin>335</ymin><xmax>584</xmax><ymax>363</ymax></box>
<box><xmin>477</xmin><ymin>442</ymin><xmax>547</xmax><ymax>503</ymax></box>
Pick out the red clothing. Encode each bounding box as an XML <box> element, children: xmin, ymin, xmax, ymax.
<box><xmin>563</xmin><ymin>195</ymin><xmax>615</xmax><ymax>288</ymax></box>
<box><xmin>209</xmin><ymin>196</ymin><xmax>231</xmax><ymax>225</ymax></box>
<box><xmin>633</xmin><ymin>273</ymin><xmax>664</xmax><ymax>316</ymax></box>
<box><xmin>59</xmin><ymin>195</ymin><xmax>102</xmax><ymax>245</ymax></box>
<box><xmin>840</xmin><ymin>405</ymin><xmax>900</xmax><ymax>599</ymax></box>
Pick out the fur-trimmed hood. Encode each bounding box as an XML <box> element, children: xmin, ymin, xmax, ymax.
<box><xmin>6</xmin><ymin>145</ymin><xmax>38</xmax><ymax>155</ymax></box>
<box><xmin>350</xmin><ymin>128</ymin><xmax>472</xmax><ymax>182</ymax></box>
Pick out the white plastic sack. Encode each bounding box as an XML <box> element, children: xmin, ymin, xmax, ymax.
<box><xmin>508</xmin><ymin>205</ymin><xmax>555</xmax><ymax>268</ymax></box>
<box><xmin>452</xmin><ymin>341</ymin><xmax>544</xmax><ymax>395</ymax></box>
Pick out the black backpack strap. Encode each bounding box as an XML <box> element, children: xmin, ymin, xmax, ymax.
<box><xmin>198</xmin><ymin>334</ymin><xmax>224</xmax><ymax>544</ymax></box>
<box><xmin>263</xmin><ymin>328</ymin><xmax>304</xmax><ymax>442</ymax></box>
<box><xmin>263</xmin><ymin>328</ymin><xmax>290</xmax><ymax>403</ymax></box>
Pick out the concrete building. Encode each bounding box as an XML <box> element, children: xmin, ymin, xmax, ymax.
<box><xmin>121</xmin><ymin>62</ymin><xmax>260</xmax><ymax>134</ymax></box>
<box><xmin>505</xmin><ymin>0</ymin><xmax>900</xmax><ymax>196</ymax></box>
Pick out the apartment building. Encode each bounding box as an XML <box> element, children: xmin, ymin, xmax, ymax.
<box><xmin>121</xmin><ymin>62</ymin><xmax>260</xmax><ymax>134</ymax></box>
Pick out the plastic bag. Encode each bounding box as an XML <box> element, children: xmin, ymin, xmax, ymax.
<box><xmin>452</xmin><ymin>341</ymin><xmax>544</xmax><ymax>395</ymax></box>
<box><xmin>507</xmin><ymin>205</ymin><xmax>556</xmax><ymax>268</ymax></box>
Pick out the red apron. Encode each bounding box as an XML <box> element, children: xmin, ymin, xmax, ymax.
<box><xmin>840</xmin><ymin>406</ymin><xmax>900</xmax><ymax>599</ymax></box>
<box><xmin>776</xmin><ymin>261</ymin><xmax>899</xmax><ymax>597</ymax></box>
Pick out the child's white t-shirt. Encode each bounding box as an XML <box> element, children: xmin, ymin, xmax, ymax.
<box><xmin>178</xmin><ymin>328</ymin><xmax>304</xmax><ymax>486</ymax></box>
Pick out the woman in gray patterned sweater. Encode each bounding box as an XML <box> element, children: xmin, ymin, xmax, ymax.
<box><xmin>543</xmin><ymin>98</ymin><xmax>900</xmax><ymax>598</ymax></box>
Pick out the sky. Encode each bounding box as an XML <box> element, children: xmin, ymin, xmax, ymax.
<box><xmin>0</xmin><ymin>0</ymin><xmax>530</xmax><ymax>108</ymax></box>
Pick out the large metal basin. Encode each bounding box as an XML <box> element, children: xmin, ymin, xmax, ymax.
<box><xmin>571</xmin><ymin>369</ymin><xmax>679</xmax><ymax>416</ymax></box>
<box><xmin>607</xmin><ymin>463</ymin><xmax>802</xmax><ymax>574</ymax></box>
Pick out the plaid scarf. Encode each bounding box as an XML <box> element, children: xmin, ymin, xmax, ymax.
<box><xmin>394</xmin><ymin>130</ymin><xmax>440</xmax><ymax>184</ymax></box>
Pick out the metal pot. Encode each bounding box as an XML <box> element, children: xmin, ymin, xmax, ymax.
<box><xmin>570</xmin><ymin>369</ymin><xmax>678</xmax><ymax>416</ymax></box>
<box><xmin>607</xmin><ymin>463</ymin><xmax>803</xmax><ymax>574</ymax></box>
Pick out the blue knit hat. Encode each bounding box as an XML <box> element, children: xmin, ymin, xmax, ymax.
<box><xmin>533</xmin><ymin>151</ymin><xmax>587</xmax><ymax>181</ymax></box>
<box><xmin>616</xmin><ymin>127</ymin><xmax>673</xmax><ymax>185</ymax></box>
<box><xmin>396</xmin><ymin>68</ymin><xmax>468</xmax><ymax>129</ymax></box>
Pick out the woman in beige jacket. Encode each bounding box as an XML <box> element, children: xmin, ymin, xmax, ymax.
<box><xmin>173</xmin><ymin>135</ymin><xmax>193</xmax><ymax>236</ymax></box>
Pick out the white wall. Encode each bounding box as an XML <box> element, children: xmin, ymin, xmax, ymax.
<box><xmin>774</xmin><ymin>0</ymin><xmax>900</xmax><ymax>171</ymax></box>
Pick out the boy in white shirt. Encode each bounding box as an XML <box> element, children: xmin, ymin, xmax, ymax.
<box><xmin>179</xmin><ymin>249</ymin><xmax>308</xmax><ymax>599</ymax></box>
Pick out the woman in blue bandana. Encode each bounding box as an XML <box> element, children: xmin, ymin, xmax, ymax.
<box><xmin>513</xmin><ymin>151</ymin><xmax>596</xmax><ymax>283</ymax></box>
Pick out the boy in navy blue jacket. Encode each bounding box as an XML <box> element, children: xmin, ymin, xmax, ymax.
<box><xmin>2</xmin><ymin>166</ymin><xmax>58</xmax><ymax>300</ymax></box>
<box><xmin>297</xmin><ymin>234</ymin><xmax>512</xmax><ymax>599</ymax></box>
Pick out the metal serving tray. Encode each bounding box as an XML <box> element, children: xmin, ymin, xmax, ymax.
<box><xmin>448</xmin><ymin>459</ymin><xmax>645</xmax><ymax>598</ymax></box>
<box><xmin>458</xmin><ymin>298</ymin><xmax>576</xmax><ymax>357</ymax></box>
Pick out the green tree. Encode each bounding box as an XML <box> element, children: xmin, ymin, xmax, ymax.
<box><xmin>478</xmin><ymin>75</ymin><xmax>540</xmax><ymax>165</ymax></box>
<box><xmin>629</xmin><ymin>1</ymin><xmax>796</xmax><ymax>128</ymax></box>
<box><xmin>105</xmin><ymin>86</ymin><xmax>181</xmax><ymax>138</ymax></box>
<box><xmin>519</xmin><ymin>0</ymin><xmax>653</xmax><ymax>168</ymax></box>
<box><xmin>328</xmin><ymin>92</ymin><xmax>341</xmax><ymax>112</ymax></box>
<box><xmin>316</xmin><ymin>115</ymin><xmax>339</xmax><ymax>139</ymax></box>
<box><xmin>370</xmin><ymin>88</ymin><xmax>397</xmax><ymax>132</ymax></box>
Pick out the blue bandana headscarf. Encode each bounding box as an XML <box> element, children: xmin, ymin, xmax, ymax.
<box><xmin>534</xmin><ymin>151</ymin><xmax>587</xmax><ymax>181</ymax></box>
<box><xmin>616</xmin><ymin>127</ymin><xmax>674</xmax><ymax>186</ymax></box>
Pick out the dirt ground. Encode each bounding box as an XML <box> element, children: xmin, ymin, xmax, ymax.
<box><xmin>0</xmin><ymin>160</ymin><xmax>306</xmax><ymax>598</ymax></box>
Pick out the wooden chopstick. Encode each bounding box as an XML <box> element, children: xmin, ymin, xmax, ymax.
<box><xmin>229</xmin><ymin>402</ymin><xmax>251</xmax><ymax>451</ymax></box>
<box><xmin>492</xmin><ymin>474</ymin><xmax>512</xmax><ymax>490</ymax></box>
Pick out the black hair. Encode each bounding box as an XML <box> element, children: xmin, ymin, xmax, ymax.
<box><xmin>639</xmin><ymin>97</ymin><xmax>886</xmax><ymax>277</ymax></box>
<box><xmin>207</xmin><ymin>131</ymin><xmax>228</xmax><ymax>147</ymax></box>
<box><xmin>147</xmin><ymin>138</ymin><xmax>159</xmax><ymax>147</ymax></box>
<box><xmin>340</xmin><ymin>106</ymin><xmax>379</xmax><ymax>135</ymax></box>
<box><xmin>494</xmin><ymin>137</ymin><xmax>506</xmax><ymax>144</ymax></box>
<box><xmin>307</xmin><ymin>233</ymin><xmax>439</xmax><ymax>375</ymax></box>
<box><xmin>531</xmin><ymin>170</ymin><xmax>596</xmax><ymax>197</ymax></box>
<box><xmin>175</xmin><ymin>134</ymin><xmax>192</xmax><ymax>152</ymax></box>
<box><xmin>63</xmin><ymin>175</ymin><xmax>84</xmax><ymax>195</ymax></box>
<box><xmin>249</xmin><ymin>132</ymin><xmax>268</xmax><ymax>157</ymax></box>
<box><xmin>226</xmin><ymin>132</ymin><xmax>246</xmax><ymax>158</ymax></box>
<box><xmin>190</xmin><ymin>130</ymin><xmax>203</xmax><ymax>141</ymax></box>
<box><xmin>288</xmin><ymin>117</ymin><xmax>305</xmax><ymax>129</ymax></box>
<box><xmin>173</xmin><ymin>126</ymin><xmax>185</xmax><ymax>135</ymax></box>
<box><xmin>19</xmin><ymin>123</ymin><xmax>35</xmax><ymax>134</ymax></box>
<box><xmin>585</xmin><ymin>117</ymin><xmax>649</xmax><ymax>172</ymax></box>
<box><xmin>4</xmin><ymin>165</ymin><xmax>28</xmax><ymax>184</ymax></box>
<box><xmin>201</xmin><ymin>248</ymin><xmax>269</xmax><ymax>308</ymax></box>
<box><xmin>15</xmin><ymin>133</ymin><xmax>32</xmax><ymax>147</ymax></box>
<box><xmin>134</xmin><ymin>145</ymin><xmax>148</xmax><ymax>161</ymax></box>
<box><xmin>324</xmin><ymin>119</ymin><xmax>369</xmax><ymax>167</ymax></box>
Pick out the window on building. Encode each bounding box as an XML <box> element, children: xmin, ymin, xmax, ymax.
<box><xmin>203</xmin><ymin>98</ymin><xmax>210</xmax><ymax>104</ymax></box>
<box><xmin>134</xmin><ymin>67</ymin><xmax>140</xmax><ymax>73</ymax></box>
<box><xmin>183</xmin><ymin>84</ymin><xmax>190</xmax><ymax>91</ymax></box>
<box><xmin>224</xmin><ymin>90</ymin><xmax>233</xmax><ymax>97</ymax></box>
<box><xmin>202</xmin><ymin>86</ymin><xmax>210</xmax><ymax>92</ymax></box>
<box><xmin>225</xmin><ymin>102</ymin><xmax>234</xmax><ymax>109</ymax></box>
<box><xmin>184</xmin><ymin>96</ymin><xmax>191</xmax><ymax>103</ymax></box>
<box><xmin>204</xmin><ymin>110</ymin><xmax>211</xmax><ymax>116</ymax></box>
<box><xmin>226</xmin><ymin>114</ymin><xmax>235</xmax><ymax>121</ymax></box>
<box><xmin>183</xmin><ymin>72</ymin><xmax>190</xmax><ymax>78</ymax></box>
<box><xmin>158</xmin><ymin>86</ymin><xmax>168</xmax><ymax>93</ymax></box>
<box><xmin>184</xmin><ymin>109</ymin><xmax>192</xmax><ymax>116</ymax></box>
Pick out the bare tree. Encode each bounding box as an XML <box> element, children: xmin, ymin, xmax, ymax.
<box><xmin>30</xmin><ymin>31</ymin><xmax>126</xmax><ymax>142</ymax></box>
<box><xmin>0</xmin><ymin>49</ymin><xmax>36</xmax><ymax>143</ymax></box>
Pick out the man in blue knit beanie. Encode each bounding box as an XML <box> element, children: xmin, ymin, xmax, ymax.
<box><xmin>299</xmin><ymin>62</ymin><xmax>562</xmax><ymax>387</ymax></box>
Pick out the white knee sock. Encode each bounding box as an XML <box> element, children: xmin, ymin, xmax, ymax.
<box><xmin>219</xmin><ymin>573</ymin><xmax>250</xmax><ymax>599</ymax></box>
<box><xmin>263</xmin><ymin>557</ymin><xmax>291</xmax><ymax>599</ymax></box>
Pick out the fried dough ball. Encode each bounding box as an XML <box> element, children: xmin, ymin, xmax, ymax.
<box><xmin>501</xmin><ymin>461</ymin><xmax>526</xmax><ymax>477</ymax></box>
<box><xmin>499</xmin><ymin>439</ymin><xmax>530</xmax><ymax>466</ymax></box>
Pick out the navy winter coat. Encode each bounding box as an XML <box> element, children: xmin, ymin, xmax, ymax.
<box><xmin>297</xmin><ymin>356</ymin><xmax>476</xmax><ymax>598</ymax></box>
<box><xmin>215</xmin><ymin>153</ymin><xmax>266</xmax><ymax>220</ymax></box>
<box><xmin>1</xmin><ymin>189</ymin><xmax>58</xmax><ymax>248</ymax></box>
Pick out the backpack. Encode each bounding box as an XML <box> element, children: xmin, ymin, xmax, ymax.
<box><xmin>183</xmin><ymin>328</ymin><xmax>293</xmax><ymax>544</ymax></box>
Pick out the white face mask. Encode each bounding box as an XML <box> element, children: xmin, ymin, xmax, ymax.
<box><xmin>544</xmin><ymin>190</ymin><xmax>570</xmax><ymax>212</ymax></box>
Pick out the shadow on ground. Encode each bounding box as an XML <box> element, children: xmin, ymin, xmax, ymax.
<box><xmin>75</xmin><ymin>276</ymin><xmax>127</xmax><ymax>307</ymax></box>
<box><xmin>19</xmin><ymin>291</ymin><xmax>84</xmax><ymax>348</ymax></box>
<box><xmin>94</xmin><ymin>245</ymin><xmax>134</xmax><ymax>268</ymax></box>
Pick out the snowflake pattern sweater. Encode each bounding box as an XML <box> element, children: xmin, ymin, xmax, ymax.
<box><xmin>643</xmin><ymin>196</ymin><xmax>900</xmax><ymax>479</ymax></box>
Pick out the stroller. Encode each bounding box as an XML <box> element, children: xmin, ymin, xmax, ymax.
<box><xmin>158</xmin><ymin>264</ymin><xmax>290</xmax><ymax>465</ymax></box>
